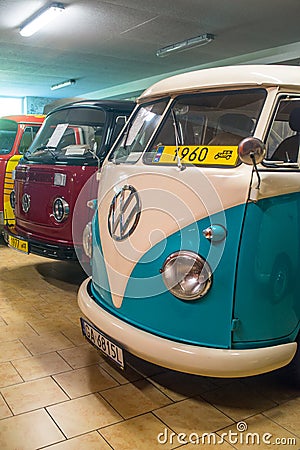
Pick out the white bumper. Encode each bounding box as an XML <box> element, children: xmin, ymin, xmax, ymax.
<box><xmin>78</xmin><ymin>278</ymin><xmax>297</xmax><ymax>378</ymax></box>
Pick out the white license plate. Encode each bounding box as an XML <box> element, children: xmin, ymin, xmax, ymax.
<box><xmin>80</xmin><ymin>318</ymin><xmax>124</xmax><ymax>368</ymax></box>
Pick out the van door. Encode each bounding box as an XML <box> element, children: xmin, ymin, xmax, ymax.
<box><xmin>234</xmin><ymin>98</ymin><xmax>300</xmax><ymax>345</ymax></box>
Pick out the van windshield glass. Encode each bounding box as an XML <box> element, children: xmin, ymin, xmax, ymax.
<box><xmin>110</xmin><ymin>89</ymin><xmax>266</xmax><ymax>167</ymax></box>
<box><xmin>145</xmin><ymin>89</ymin><xmax>266</xmax><ymax>167</ymax></box>
<box><xmin>109</xmin><ymin>100</ymin><xmax>168</xmax><ymax>164</ymax></box>
<box><xmin>25</xmin><ymin>107</ymin><xmax>106</xmax><ymax>164</ymax></box>
<box><xmin>0</xmin><ymin>119</ymin><xmax>18</xmax><ymax>155</ymax></box>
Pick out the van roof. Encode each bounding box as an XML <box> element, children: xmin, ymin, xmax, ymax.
<box><xmin>139</xmin><ymin>65</ymin><xmax>300</xmax><ymax>102</ymax></box>
<box><xmin>50</xmin><ymin>99</ymin><xmax>135</xmax><ymax>115</ymax></box>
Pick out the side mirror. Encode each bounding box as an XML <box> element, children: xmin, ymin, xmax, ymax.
<box><xmin>238</xmin><ymin>137</ymin><xmax>266</xmax><ymax>165</ymax></box>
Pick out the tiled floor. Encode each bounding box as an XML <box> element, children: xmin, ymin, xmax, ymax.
<box><xmin>0</xmin><ymin>237</ymin><xmax>299</xmax><ymax>450</ymax></box>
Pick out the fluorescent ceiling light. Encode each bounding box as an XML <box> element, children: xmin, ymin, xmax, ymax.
<box><xmin>156</xmin><ymin>33</ymin><xmax>214</xmax><ymax>57</ymax></box>
<box><xmin>19</xmin><ymin>3</ymin><xmax>65</xmax><ymax>37</ymax></box>
<box><xmin>51</xmin><ymin>79</ymin><xmax>76</xmax><ymax>90</ymax></box>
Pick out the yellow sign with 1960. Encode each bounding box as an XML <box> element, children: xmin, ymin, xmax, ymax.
<box><xmin>153</xmin><ymin>145</ymin><xmax>239</xmax><ymax>166</ymax></box>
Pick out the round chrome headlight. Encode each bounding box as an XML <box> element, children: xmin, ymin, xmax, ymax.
<box><xmin>10</xmin><ymin>190</ymin><xmax>16</xmax><ymax>210</ymax></box>
<box><xmin>53</xmin><ymin>197</ymin><xmax>69</xmax><ymax>222</ymax></box>
<box><xmin>161</xmin><ymin>251</ymin><xmax>212</xmax><ymax>301</ymax></box>
<box><xmin>82</xmin><ymin>221</ymin><xmax>93</xmax><ymax>258</ymax></box>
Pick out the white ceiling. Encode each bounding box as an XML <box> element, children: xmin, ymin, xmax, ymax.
<box><xmin>0</xmin><ymin>0</ymin><xmax>299</xmax><ymax>100</ymax></box>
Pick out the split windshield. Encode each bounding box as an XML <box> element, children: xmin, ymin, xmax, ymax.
<box><xmin>25</xmin><ymin>107</ymin><xmax>107</xmax><ymax>164</ymax></box>
<box><xmin>110</xmin><ymin>88</ymin><xmax>266</xmax><ymax>166</ymax></box>
<box><xmin>0</xmin><ymin>119</ymin><xmax>18</xmax><ymax>155</ymax></box>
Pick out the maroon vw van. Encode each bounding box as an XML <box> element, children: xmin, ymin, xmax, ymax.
<box><xmin>4</xmin><ymin>100</ymin><xmax>134</xmax><ymax>261</ymax></box>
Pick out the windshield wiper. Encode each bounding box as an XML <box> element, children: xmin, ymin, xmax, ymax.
<box><xmin>171</xmin><ymin>110</ymin><xmax>185</xmax><ymax>171</ymax></box>
<box><xmin>26</xmin><ymin>145</ymin><xmax>58</xmax><ymax>160</ymax></box>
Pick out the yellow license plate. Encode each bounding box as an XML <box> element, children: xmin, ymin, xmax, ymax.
<box><xmin>8</xmin><ymin>235</ymin><xmax>29</xmax><ymax>253</ymax></box>
<box><xmin>153</xmin><ymin>145</ymin><xmax>239</xmax><ymax>166</ymax></box>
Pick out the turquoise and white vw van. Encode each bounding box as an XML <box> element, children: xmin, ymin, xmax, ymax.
<box><xmin>78</xmin><ymin>65</ymin><xmax>300</xmax><ymax>378</ymax></box>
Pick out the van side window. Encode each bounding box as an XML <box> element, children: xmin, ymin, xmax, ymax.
<box><xmin>18</xmin><ymin>126</ymin><xmax>41</xmax><ymax>154</ymax></box>
<box><xmin>0</xmin><ymin>119</ymin><xmax>18</xmax><ymax>155</ymax></box>
<box><xmin>266</xmin><ymin>100</ymin><xmax>300</xmax><ymax>163</ymax></box>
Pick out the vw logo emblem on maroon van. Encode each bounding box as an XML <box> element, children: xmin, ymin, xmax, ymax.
<box><xmin>108</xmin><ymin>185</ymin><xmax>141</xmax><ymax>241</ymax></box>
<box><xmin>21</xmin><ymin>193</ymin><xmax>31</xmax><ymax>213</ymax></box>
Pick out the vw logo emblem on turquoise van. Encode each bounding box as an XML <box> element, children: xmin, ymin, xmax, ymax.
<box><xmin>22</xmin><ymin>193</ymin><xmax>31</xmax><ymax>213</ymax></box>
<box><xmin>108</xmin><ymin>185</ymin><xmax>141</xmax><ymax>241</ymax></box>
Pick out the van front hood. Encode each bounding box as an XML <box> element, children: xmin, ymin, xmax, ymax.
<box><xmin>91</xmin><ymin>162</ymin><xmax>253</xmax><ymax>348</ymax></box>
<box><xmin>14</xmin><ymin>164</ymin><xmax>96</xmax><ymax>245</ymax></box>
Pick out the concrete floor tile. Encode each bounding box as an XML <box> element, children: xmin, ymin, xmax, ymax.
<box><xmin>12</xmin><ymin>352</ymin><xmax>72</xmax><ymax>381</ymax></box>
<box><xmin>20</xmin><ymin>332</ymin><xmax>74</xmax><ymax>355</ymax></box>
<box><xmin>99</xmin><ymin>360</ymin><xmax>142</xmax><ymax>385</ymax></box>
<box><xmin>1</xmin><ymin>377</ymin><xmax>69</xmax><ymax>414</ymax></box>
<box><xmin>148</xmin><ymin>370</ymin><xmax>215</xmax><ymax>402</ymax></box>
<box><xmin>0</xmin><ymin>409</ymin><xmax>65</xmax><ymax>450</ymax></box>
<box><xmin>43</xmin><ymin>431</ymin><xmax>112</xmax><ymax>450</ymax></box>
<box><xmin>100</xmin><ymin>413</ymin><xmax>178</xmax><ymax>450</ymax></box>
<box><xmin>0</xmin><ymin>322</ymin><xmax>38</xmax><ymax>343</ymax></box>
<box><xmin>200</xmin><ymin>380</ymin><xmax>277</xmax><ymax>421</ymax></box>
<box><xmin>219</xmin><ymin>413</ymin><xmax>299</xmax><ymax>449</ymax></box>
<box><xmin>241</xmin><ymin>368</ymin><xmax>300</xmax><ymax>404</ymax></box>
<box><xmin>53</xmin><ymin>365</ymin><xmax>118</xmax><ymax>398</ymax></box>
<box><xmin>58</xmin><ymin>343</ymin><xmax>104</xmax><ymax>369</ymax></box>
<box><xmin>154</xmin><ymin>397</ymin><xmax>233</xmax><ymax>435</ymax></box>
<box><xmin>0</xmin><ymin>394</ymin><xmax>12</xmax><ymax>419</ymax></box>
<box><xmin>263</xmin><ymin>397</ymin><xmax>300</xmax><ymax>438</ymax></box>
<box><xmin>101</xmin><ymin>379</ymin><xmax>173</xmax><ymax>418</ymax></box>
<box><xmin>0</xmin><ymin>340</ymin><xmax>31</xmax><ymax>363</ymax></box>
<box><xmin>0</xmin><ymin>361</ymin><xmax>23</xmax><ymax>388</ymax></box>
<box><xmin>47</xmin><ymin>393</ymin><xmax>122</xmax><ymax>438</ymax></box>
